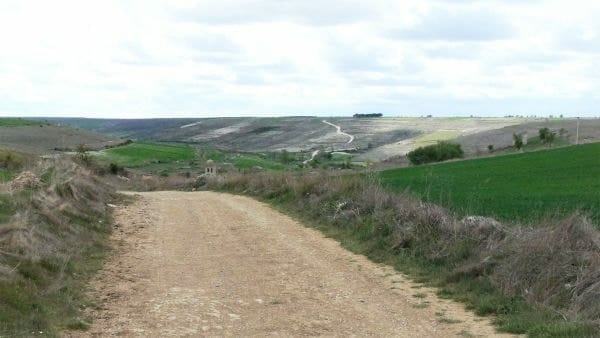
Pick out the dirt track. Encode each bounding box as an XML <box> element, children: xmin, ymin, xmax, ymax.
<box><xmin>71</xmin><ymin>191</ymin><xmax>513</xmax><ymax>337</ymax></box>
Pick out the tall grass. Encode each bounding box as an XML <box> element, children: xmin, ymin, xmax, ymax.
<box><xmin>205</xmin><ymin>172</ymin><xmax>599</xmax><ymax>336</ymax></box>
<box><xmin>0</xmin><ymin>159</ymin><xmax>117</xmax><ymax>336</ymax></box>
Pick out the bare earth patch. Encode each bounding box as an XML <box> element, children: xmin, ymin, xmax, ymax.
<box><xmin>67</xmin><ymin>191</ymin><xmax>516</xmax><ymax>337</ymax></box>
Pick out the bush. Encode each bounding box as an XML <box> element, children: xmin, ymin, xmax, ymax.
<box><xmin>108</xmin><ymin>163</ymin><xmax>122</xmax><ymax>175</ymax></box>
<box><xmin>0</xmin><ymin>150</ymin><xmax>23</xmax><ymax>171</ymax></box>
<box><xmin>513</xmin><ymin>133</ymin><xmax>523</xmax><ymax>150</ymax></box>
<box><xmin>407</xmin><ymin>142</ymin><xmax>463</xmax><ymax>165</ymax></box>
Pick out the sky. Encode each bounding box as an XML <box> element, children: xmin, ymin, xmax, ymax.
<box><xmin>0</xmin><ymin>0</ymin><xmax>599</xmax><ymax>118</ymax></box>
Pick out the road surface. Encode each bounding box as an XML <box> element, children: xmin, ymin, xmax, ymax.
<box><xmin>71</xmin><ymin>191</ymin><xmax>511</xmax><ymax>337</ymax></box>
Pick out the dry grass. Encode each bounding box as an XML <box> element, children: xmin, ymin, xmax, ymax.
<box><xmin>205</xmin><ymin>171</ymin><xmax>599</xmax><ymax>334</ymax></box>
<box><xmin>0</xmin><ymin>157</ymin><xmax>117</xmax><ymax>335</ymax></box>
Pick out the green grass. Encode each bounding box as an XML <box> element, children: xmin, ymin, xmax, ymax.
<box><xmin>0</xmin><ymin>169</ymin><xmax>13</xmax><ymax>182</ymax></box>
<box><xmin>0</xmin><ymin>166</ymin><xmax>118</xmax><ymax>336</ymax></box>
<box><xmin>380</xmin><ymin>143</ymin><xmax>600</xmax><ymax>225</ymax></box>
<box><xmin>0</xmin><ymin>240</ymin><xmax>108</xmax><ymax>336</ymax></box>
<box><xmin>0</xmin><ymin>118</ymin><xmax>39</xmax><ymax>127</ymax></box>
<box><xmin>0</xmin><ymin>193</ymin><xmax>15</xmax><ymax>223</ymax></box>
<box><xmin>98</xmin><ymin>142</ymin><xmax>195</xmax><ymax>168</ymax></box>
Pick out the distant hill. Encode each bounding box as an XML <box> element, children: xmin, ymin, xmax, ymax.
<box><xmin>43</xmin><ymin>117</ymin><xmax>419</xmax><ymax>153</ymax></box>
<box><xmin>0</xmin><ymin>118</ymin><xmax>125</xmax><ymax>154</ymax></box>
<box><xmin>23</xmin><ymin>116</ymin><xmax>599</xmax><ymax>162</ymax></box>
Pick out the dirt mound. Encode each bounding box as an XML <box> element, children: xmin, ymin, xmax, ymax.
<box><xmin>8</xmin><ymin>171</ymin><xmax>42</xmax><ymax>192</ymax></box>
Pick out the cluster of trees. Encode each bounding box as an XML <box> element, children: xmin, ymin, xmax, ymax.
<box><xmin>407</xmin><ymin>142</ymin><xmax>464</xmax><ymax>165</ymax></box>
<box><xmin>538</xmin><ymin>127</ymin><xmax>556</xmax><ymax>144</ymax></box>
<box><xmin>353</xmin><ymin>113</ymin><xmax>383</xmax><ymax>118</ymax></box>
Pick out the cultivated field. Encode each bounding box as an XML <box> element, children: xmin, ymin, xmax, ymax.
<box><xmin>380</xmin><ymin>142</ymin><xmax>600</xmax><ymax>225</ymax></box>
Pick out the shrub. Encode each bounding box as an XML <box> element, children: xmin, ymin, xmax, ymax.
<box><xmin>513</xmin><ymin>133</ymin><xmax>523</xmax><ymax>150</ymax></box>
<box><xmin>0</xmin><ymin>150</ymin><xmax>23</xmax><ymax>171</ymax></box>
<box><xmin>539</xmin><ymin>127</ymin><xmax>556</xmax><ymax>144</ymax></box>
<box><xmin>407</xmin><ymin>142</ymin><xmax>464</xmax><ymax>165</ymax></box>
<box><xmin>108</xmin><ymin>163</ymin><xmax>122</xmax><ymax>175</ymax></box>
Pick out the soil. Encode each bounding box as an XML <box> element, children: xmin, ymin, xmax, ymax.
<box><xmin>67</xmin><ymin>191</ymin><xmax>516</xmax><ymax>337</ymax></box>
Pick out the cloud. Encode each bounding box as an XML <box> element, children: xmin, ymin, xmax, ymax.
<box><xmin>174</xmin><ymin>0</ymin><xmax>376</xmax><ymax>26</ymax></box>
<box><xmin>387</xmin><ymin>8</ymin><xmax>514</xmax><ymax>41</ymax></box>
<box><xmin>0</xmin><ymin>0</ymin><xmax>599</xmax><ymax>118</ymax></box>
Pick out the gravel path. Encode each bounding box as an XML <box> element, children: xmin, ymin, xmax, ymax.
<box><xmin>323</xmin><ymin>120</ymin><xmax>354</xmax><ymax>144</ymax></box>
<box><xmin>69</xmin><ymin>191</ymin><xmax>514</xmax><ymax>337</ymax></box>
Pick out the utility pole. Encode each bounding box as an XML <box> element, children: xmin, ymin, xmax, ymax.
<box><xmin>576</xmin><ymin>117</ymin><xmax>580</xmax><ymax>145</ymax></box>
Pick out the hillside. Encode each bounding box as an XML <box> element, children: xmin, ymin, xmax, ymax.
<box><xmin>380</xmin><ymin>143</ymin><xmax>600</xmax><ymax>225</ymax></box>
<box><xmin>46</xmin><ymin>117</ymin><xmax>528</xmax><ymax>160</ymax></box>
<box><xmin>0</xmin><ymin>119</ymin><xmax>125</xmax><ymax>154</ymax></box>
<box><xmin>456</xmin><ymin>118</ymin><xmax>600</xmax><ymax>154</ymax></box>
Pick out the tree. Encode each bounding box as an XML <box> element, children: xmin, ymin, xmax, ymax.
<box><xmin>545</xmin><ymin>131</ymin><xmax>555</xmax><ymax>145</ymax></box>
<box><xmin>539</xmin><ymin>127</ymin><xmax>556</xmax><ymax>145</ymax></box>
<box><xmin>539</xmin><ymin>127</ymin><xmax>550</xmax><ymax>142</ymax></box>
<box><xmin>513</xmin><ymin>133</ymin><xmax>523</xmax><ymax>150</ymax></box>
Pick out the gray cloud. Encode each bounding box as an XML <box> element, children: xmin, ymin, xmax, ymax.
<box><xmin>387</xmin><ymin>8</ymin><xmax>513</xmax><ymax>41</ymax></box>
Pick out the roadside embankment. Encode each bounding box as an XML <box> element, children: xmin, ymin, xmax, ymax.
<box><xmin>0</xmin><ymin>158</ymin><xmax>117</xmax><ymax>336</ymax></box>
<box><xmin>204</xmin><ymin>171</ymin><xmax>599</xmax><ymax>337</ymax></box>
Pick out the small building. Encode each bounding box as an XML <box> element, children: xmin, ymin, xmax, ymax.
<box><xmin>205</xmin><ymin>160</ymin><xmax>217</xmax><ymax>175</ymax></box>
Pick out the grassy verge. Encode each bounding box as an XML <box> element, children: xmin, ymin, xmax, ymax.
<box><xmin>380</xmin><ymin>143</ymin><xmax>600</xmax><ymax>225</ymax></box>
<box><xmin>0</xmin><ymin>160</ymin><xmax>117</xmax><ymax>336</ymax></box>
<box><xmin>205</xmin><ymin>172</ymin><xmax>599</xmax><ymax>337</ymax></box>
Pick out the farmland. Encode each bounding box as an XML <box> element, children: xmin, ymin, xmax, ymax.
<box><xmin>380</xmin><ymin>142</ymin><xmax>600</xmax><ymax>225</ymax></box>
<box><xmin>97</xmin><ymin>142</ymin><xmax>196</xmax><ymax>169</ymax></box>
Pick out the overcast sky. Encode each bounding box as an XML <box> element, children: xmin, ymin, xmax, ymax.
<box><xmin>1</xmin><ymin>0</ymin><xmax>599</xmax><ymax>118</ymax></box>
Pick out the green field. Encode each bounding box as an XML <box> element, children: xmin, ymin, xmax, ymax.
<box><xmin>0</xmin><ymin>118</ymin><xmax>39</xmax><ymax>127</ymax></box>
<box><xmin>380</xmin><ymin>143</ymin><xmax>600</xmax><ymax>225</ymax></box>
<box><xmin>98</xmin><ymin>142</ymin><xmax>195</xmax><ymax>167</ymax></box>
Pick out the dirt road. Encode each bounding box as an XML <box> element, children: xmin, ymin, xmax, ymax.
<box><xmin>323</xmin><ymin>120</ymin><xmax>354</xmax><ymax>144</ymax></box>
<box><xmin>73</xmin><ymin>191</ymin><xmax>511</xmax><ymax>337</ymax></box>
